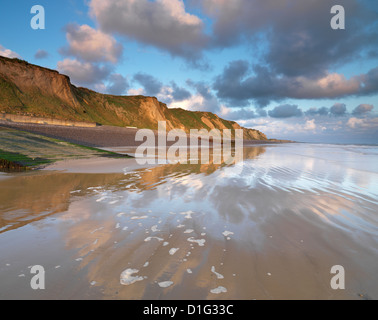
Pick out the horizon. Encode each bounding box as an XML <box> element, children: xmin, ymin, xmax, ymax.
<box><xmin>0</xmin><ymin>0</ymin><xmax>377</xmax><ymax>144</ymax></box>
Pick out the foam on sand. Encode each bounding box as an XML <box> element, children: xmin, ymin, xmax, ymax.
<box><xmin>120</xmin><ymin>268</ymin><xmax>145</xmax><ymax>285</ymax></box>
<box><xmin>131</xmin><ymin>216</ymin><xmax>148</xmax><ymax>220</ymax></box>
<box><xmin>222</xmin><ymin>231</ymin><xmax>234</xmax><ymax>237</ymax></box>
<box><xmin>90</xmin><ymin>227</ymin><xmax>104</xmax><ymax>234</ymax></box>
<box><xmin>211</xmin><ymin>266</ymin><xmax>224</xmax><ymax>279</ymax></box>
<box><xmin>187</xmin><ymin>237</ymin><xmax>206</xmax><ymax>247</ymax></box>
<box><xmin>210</xmin><ymin>286</ymin><xmax>227</xmax><ymax>294</ymax></box>
<box><xmin>158</xmin><ymin>281</ymin><xmax>174</xmax><ymax>288</ymax></box>
<box><xmin>169</xmin><ymin>248</ymin><xmax>179</xmax><ymax>255</ymax></box>
<box><xmin>144</xmin><ymin>236</ymin><xmax>164</xmax><ymax>242</ymax></box>
<box><xmin>180</xmin><ymin>211</ymin><xmax>194</xmax><ymax>219</ymax></box>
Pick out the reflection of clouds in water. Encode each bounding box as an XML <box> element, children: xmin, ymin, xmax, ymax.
<box><xmin>1</xmin><ymin>144</ymin><xmax>378</xmax><ymax>299</ymax></box>
<box><xmin>1</xmin><ymin>144</ymin><xmax>377</xmax><ymax>240</ymax></box>
<box><xmin>88</xmin><ymin>145</ymin><xmax>378</xmax><ymax>252</ymax></box>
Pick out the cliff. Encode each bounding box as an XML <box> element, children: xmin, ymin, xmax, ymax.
<box><xmin>0</xmin><ymin>56</ymin><xmax>267</xmax><ymax>140</ymax></box>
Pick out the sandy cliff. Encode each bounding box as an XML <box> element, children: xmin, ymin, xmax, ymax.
<box><xmin>0</xmin><ymin>56</ymin><xmax>267</xmax><ymax>140</ymax></box>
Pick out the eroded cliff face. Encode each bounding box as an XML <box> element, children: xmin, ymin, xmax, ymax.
<box><xmin>0</xmin><ymin>56</ymin><xmax>268</xmax><ymax>140</ymax></box>
<box><xmin>0</xmin><ymin>57</ymin><xmax>79</xmax><ymax>108</ymax></box>
<box><xmin>200</xmin><ymin>114</ymin><xmax>267</xmax><ymax>141</ymax></box>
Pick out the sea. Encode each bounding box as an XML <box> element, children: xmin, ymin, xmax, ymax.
<box><xmin>0</xmin><ymin>143</ymin><xmax>377</xmax><ymax>300</ymax></box>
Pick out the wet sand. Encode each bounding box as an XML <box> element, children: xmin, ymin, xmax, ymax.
<box><xmin>0</xmin><ymin>144</ymin><xmax>377</xmax><ymax>300</ymax></box>
<box><xmin>0</xmin><ymin>121</ymin><xmax>142</xmax><ymax>147</ymax></box>
<box><xmin>0</xmin><ymin>127</ymin><xmax>129</xmax><ymax>168</ymax></box>
<box><xmin>0</xmin><ymin>121</ymin><xmax>274</xmax><ymax>148</ymax></box>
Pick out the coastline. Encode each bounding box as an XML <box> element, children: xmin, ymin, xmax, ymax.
<box><xmin>0</xmin><ymin>143</ymin><xmax>377</xmax><ymax>300</ymax></box>
<box><xmin>0</xmin><ymin>120</ymin><xmax>282</xmax><ymax>149</ymax></box>
<box><xmin>0</xmin><ymin>125</ymin><xmax>132</xmax><ymax>172</ymax></box>
<box><xmin>0</xmin><ymin>120</ymin><xmax>284</xmax><ymax>172</ymax></box>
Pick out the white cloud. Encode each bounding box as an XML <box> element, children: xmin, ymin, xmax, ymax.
<box><xmin>57</xmin><ymin>58</ymin><xmax>111</xmax><ymax>86</ymax></box>
<box><xmin>0</xmin><ymin>45</ymin><xmax>21</xmax><ymax>59</ymax></box>
<box><xmin>128</xmin><ymin>88</ymin><xmax>145</xmax><ymax>96</ymax></box>
<box><xmin>89</xmin><ymin>0</ymin><xmax>207</xmax><ymax>59</ymax></box>
<box><xmin>304</xmin><ymin>119</ymin><xmax>316</xmax><ymax>131</ymax></box>
<box><xmin>352</xmin><ymin>104</ymin><xmax>374</xmax><ymax>116</ymax></box>
<box><xmin>62</xmin><ymin>24</ymin><xmax>122</xmax><ymax>63</ymax></box>
<box><xmin>346</xmin><ymin>117</ymin><xmax>378</xmax><ymax>129</ymax></box>
<box><xmin>168</xmin><ymin>93</ymin><xmax>204</xmax><ymax>110</ymax></box>
<box><xmin>347</xmin><ymin>117</ymin><xmax>364</xmax><ymax>129</ymax></box>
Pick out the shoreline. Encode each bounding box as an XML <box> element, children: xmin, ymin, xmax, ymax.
<box><xmin>0</xmin><ymin>120</ymin><xmax>285</xmax><ymax>149</ymax></box>
<box><xmin>0</xmin><ymin>126</ymin><xmax>132</xmax><ymax>172</ymax></box>
<box><xmin>0</xmin><ymin>143</ymin><xmax>376</xmax><ymax>299</ymax></box>
<box><xmin>0</xmin><ymin>121</ymin><xmax>286</xmax><ymax>173</ymax></box>
<box><xmin>43</xmin><ymin>156</ymin><xmax>158</xmax><ymax>174</ymax></box>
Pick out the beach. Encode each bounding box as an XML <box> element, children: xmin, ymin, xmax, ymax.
<box><xmin>0</xmin><ymin>121</ymin><xmax>143</xmax><ymax>148</ymax></box>
<box><xmin>0</xmin><ymin>121</ymin><xmax>276</xmax><ymax>148</ymax></box>
<box><xmin>1</xmin><ymin>0</ymin><xmax>377</xmax><ymax>304</ymax></box>
<box><xmin>0</xmin><ymin>142</ymin><xmax>377</xmax><ymax>300</ymax></box>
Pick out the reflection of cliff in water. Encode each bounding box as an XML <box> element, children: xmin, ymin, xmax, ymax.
<box><xmin>130</xmin><ymin>147</ymin><xmax>266</xmax><ymax>191</ymax></box>
<box><xmin>0</xmin><ymin>171</ymin><xmax>125</xmax><ymax>233</ymax></box>
<box><xmin>0</xmin><ymin>147</ymin><xmax>266</xmax><ymax>233</ymax></box>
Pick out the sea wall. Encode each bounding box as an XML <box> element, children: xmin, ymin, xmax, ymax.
<box><xmin>0</xmin><ymin>113</ymin><xmax>97</xmax><ymax>128</ymax></box>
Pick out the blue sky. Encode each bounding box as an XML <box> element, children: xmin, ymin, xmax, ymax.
<box><xmin>0</xmin><ymin>0</ymin><xmax>377</xmax><ymax>144</ymax></box>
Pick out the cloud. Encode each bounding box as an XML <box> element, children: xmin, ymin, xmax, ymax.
<box><xmin>241</xmin><ymin>117</ymin><xmax>318</xmax><ymax>139</ymax></box>
<box><xmin>220</xmin><ymin>106</ymin><xmax>257</xmax><ymax>121</ymax></box>
<box><xmin>154</xmin><ymin>82</ymin><xmax>193</xmax><ymax>106</ymax></box>
<box><xmin>268</xmin><ymin>104</ymin><xmax>303</xmax><ymax>118</ymax></box>
<box><xmin>128</xmin><ymin>88</ymin><xmax>145</xmax><ymax>96</ymax></box>
<box><xmin>170</xmin><ymin>82</ymin><xmax>192</xmax><ymax>101</ymax></box>
<box><xmin>199</xmin><ymin>0</ymin><xmax>378</xmax><ymax>77</ymax></box>
<box><xmin>347</xmin><ymin>117</ymin><xmax>378</xmax><ymax>130</ymax></box>
<box><xmin>352</xmin><ymin>104</ymin><xmax>374</xmax><ymax>116</ymax></box>
<box><xmin>0</xmin><ymin>45</ymin><xmax>20</xmax><ymax>59</ymax></box>
<box><xmin>305</xmin><ymin>107</ymin><xmax>329</xmax><ymax>116</ymax></box>
<box><xmin>57</xmin><ymin>60</ymin><xmax>127</xmax><ymax>94</ymax></box>
<box><xmin>89</xmin><ymin>0</ymin><xmax>208</xmax><ymax>61</ymax></box>
<box><xmin>359</xmin><ymin>67</ymin><xmax>378</xmax><ymax>95</ymax></box>
<box><xmin>347</xmin><ymin>117</ymin><xmax>365</xmax><ymax>129</ymax></box>
<box><xmin>213</xmin><ymin>61</ymin><xmax>378</xmax><ymax>107</ymax></box>
<box><xmin>185</xmin><ymin>80</ymin><xmax>221</xmax><ymax>112</ymax></box>
<box><xmin>304</xmin><ymin>119</ymin><xmax>317</xmax><ymax>131</ymax></box>
<box><xmin>127</xmin><ymin>76</ymin><xmax>222</xmax><ymax>112</ymax></box>
<box><xmin>57</xmin><ymin>58</ymin><xmax>112</xmax><ymax>87</ymax></box>
<box><xmin>241</xmin><ymin>114</ymin><xmax>378</xmax><ymax>144</ymax></box>
<box><xmin>133</xmin><ymin>73</ymin><xmax>163</xmax><ymax>96</ymax></box>
<box><xmin>168</xmin><ymin>93</ymin><xmax>205</xmax><ymax>111</ymax></box>
<box><xmin>107</xmin><ymin>73</ymin><xmax>129</xmax><ymax>95</ymax></box>
<box><xmin>330</xmin><ymin>103</ymin><xmax>347</xmax><ymax>117</ymax></box>
<box><xmin>157</xmin><ymin>79</ymin><xmax>221</xmax><ymax>113</ymax></box>
<box><xmin>186</xmin><ymin>80</ymin><xmax>215</xmax><ymax>100</ymax></box>
<box><xmin>34</xmin><ymin>49</ymin><xmax>49</xmax><ymax>60</ymax></box>
<box><xmin>61</xmin><ymin>23</ymin><xmax>123</xmax><ymax>63</ymax></box>
<box><xmin>86</xmin><ymin>0</ymin><xmax>378</xmax><ymax>72</ymax></box>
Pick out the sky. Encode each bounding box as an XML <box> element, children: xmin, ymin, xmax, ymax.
<box><xmin>0</xmin><ymin>0</ymin><xmax>377</xmax><ymax>144</ymax></box>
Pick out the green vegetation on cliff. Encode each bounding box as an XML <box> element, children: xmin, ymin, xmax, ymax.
<box><xmin>0</xmin><ymin>127</ymin><xmax>131</xmax><ymax>171</ymax></box>
<box><xmin>0</xmin><ymin>56</ymin><xmax>267</xmax><ymax>140</ymax></box>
